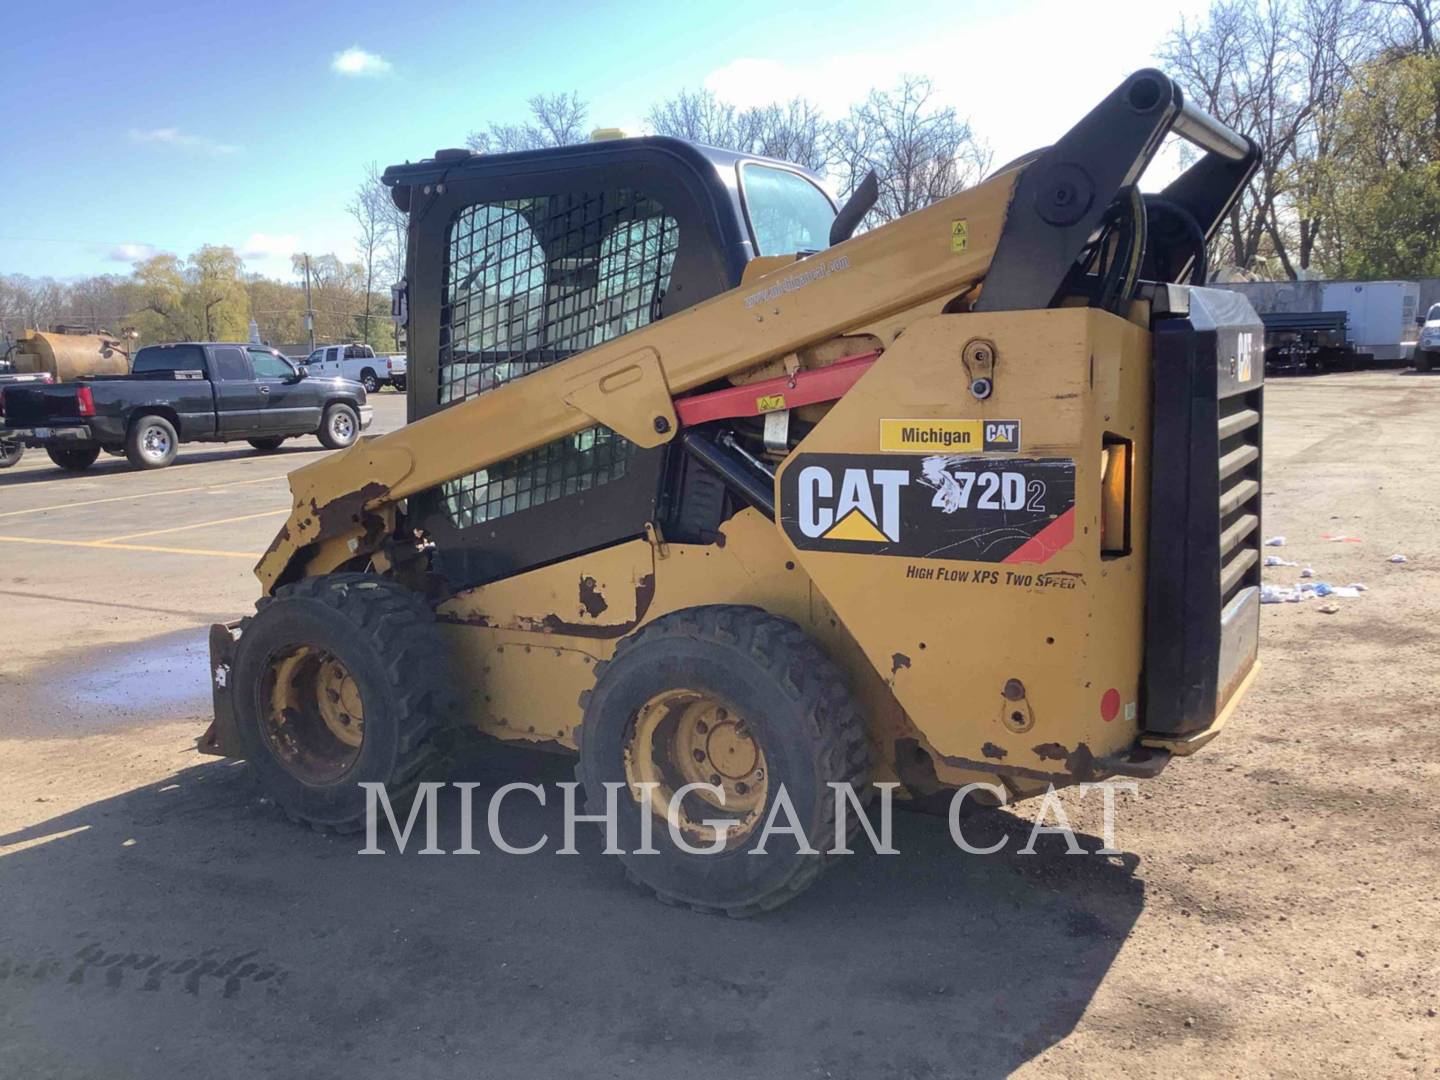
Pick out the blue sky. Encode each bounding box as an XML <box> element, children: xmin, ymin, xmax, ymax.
<box><xmin>0</xmin><ymin>0</ymin><xmax>1208</xmax><ymax>282</ymax></box>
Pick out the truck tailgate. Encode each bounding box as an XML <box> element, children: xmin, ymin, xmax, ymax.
<box><xmin>2</xmin><ymin>383</ymin><xmax>84</xmax><ymax>427</ymax></box>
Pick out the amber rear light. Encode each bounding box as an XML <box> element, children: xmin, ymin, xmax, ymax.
<box><xmin>1100</xmin><ymin>434</ymin><xmax>1133</xmax><ymax>557</ymax></box>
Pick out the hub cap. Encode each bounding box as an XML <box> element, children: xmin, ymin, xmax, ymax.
<box><xmin>330</xmin><ymin>411</ymin><xmax>355</xmax><ymax>441</ymax></box>
<box><xmin>259</xmin><ymin>645</ymin><xmax>364</xmax><ymax>782</ymax></box>
<box><xmin>623</xmin><ymin>690</ymin><xmax>769</xmax><ymax>850</ymax></box>
<box><xmin>141</xmin><ymin>424</ymin><xmax>171</xmax><ymax>460</ymax></box>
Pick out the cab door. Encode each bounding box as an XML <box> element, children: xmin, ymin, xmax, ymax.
<box><xmin>209</xmin><ymin>345</ymin><xmax>264</xmax><ymax>434</ymax></box>
<box><xmin>249</xmin><ymin>348</ymin><xmax>322</xmax><ymax>433</ymax></box>
<box><xmin>402</xmin><ymin>150</ymin><xmax>740</xmax><ymax>587</ymax></box>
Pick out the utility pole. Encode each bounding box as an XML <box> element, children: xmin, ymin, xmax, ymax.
<box><xmin>303</xmin><ymin>254</ymin><xmax>316</xmax><ymax>352</ymax></box>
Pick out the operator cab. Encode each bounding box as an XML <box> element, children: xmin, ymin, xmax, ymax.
<box><xmin>382</xmin><ymin>139</ymin><xmax>838</xmax><ymax>586</ymax></box>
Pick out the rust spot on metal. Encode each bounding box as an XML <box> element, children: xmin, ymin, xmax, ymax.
<box><xmin>309</xmin><ymin>481</ymin><xmax>390</xmax><ymax>536</ymax></box>
<box><xmin>1030</xmin><ymin>741</ymin><xmax>1097</xmax><ymax>778</ymax></box>
<box><xmin>981</xmin><ymin>742</ymin><xmax>1008</xmax><ymax>760</ymax></box>
<box><xmin>929</xmin><ymin>748</ymin><xmax>1071</xmax><ymax>786</ymax></box>
<box><xmin>890</xmin><ymin>652</ymin><xmax>911</xmax><ymax>676</ymax></box>
<box><xmin>1065</xmin><ymin>742</ymin><xmax>1096</xmax><ymax>780</ymax></box>
<box><xmin>441</xmin><ymin>573</ymin><xmax>657</xmax><ymax>640</ymax></box>
<box><xmin>578</xmin><ymin>576</ymin><xmax>608</xmax><ymax>618</ymax></box>
<box><xmin>260</xmin><ymin>523</ymin><xmax>292</xmax><ymax>560</ymax></box>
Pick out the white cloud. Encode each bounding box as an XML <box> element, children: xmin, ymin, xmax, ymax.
<box><xmin>331</xmin><ymin>46</ymin><xmax>392</xmax><ymax>77</ymax></box>
<box><xmin>106</xmin><ymin>243</ymin><xmax>162</xmax><ymax>263</ymax></box>
<box><xmin>704</xmin><ymin>57</ymin><xmax>859</xmax><ymax>115</ymax></box>
<box><xmin>127</xmin><ymin>127</ymin><xmax>239</xmax><ymax>156</ymax></box>
<box><xmin>238</xmin><ymin>232</ymin><xmax>299</xmax><ymax>261</ymax></box>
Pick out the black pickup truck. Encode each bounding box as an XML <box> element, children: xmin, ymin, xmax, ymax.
<box><xmin>0</xmin><ymin>342</ymin><xmax>373</xmax><ymax>471</ymax></box>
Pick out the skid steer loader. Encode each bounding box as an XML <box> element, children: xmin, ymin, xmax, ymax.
<box><xmin>202</xmin><ymin>69</ymin><xmax>1265</xmax><ymax>915</ymax></box>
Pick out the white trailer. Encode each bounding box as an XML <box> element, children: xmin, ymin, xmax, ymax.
<box><xmin>1319</xmin><ymin>281</ymin><xmax>1421</xmax><ymax>362</ymax></box>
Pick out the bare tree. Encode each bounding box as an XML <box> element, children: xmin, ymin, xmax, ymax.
<box><xmin>467</xmin><ymin>92</ymin><xmax>590</xmax><ymax>153</ymax></box>
<box><xmin>647</xmin><ymin>90</ymin><xmax>833</xmax><ymax>171</ymax></box>
<box><xmin>1369</xmin><ymin>0</ymin><xmax>1436</xmax><ymax>50</ymax></box>
<box><xmin>0</xmin><ymin>275</ymin><xmax>67</xmax><ymax>341</ymax></box>
<box><xmin>349</xmin><ymin>166</ymin><xmax>392</xmax><ymax>346</ymax></box>
<box><xmin>830</xmin><ymin>77</ymin><xmax>991</xmax><ymax>224</ymax></box>
<box><xmin>66</xmin><ymin>275</ymin><xmax>129</xmax><ymax>332</ymax></box>
<box><xmin>1161</xmin><ymin>0</ymin><xmax>1372</xmax><ymax>277</ymax></box>
<box><xmin>365</xmin><ymin>162</ymin><xmax>408</xmax><ymax>288</ymax></box>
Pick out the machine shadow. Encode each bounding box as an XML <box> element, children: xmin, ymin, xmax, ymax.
<box><xmin>0</xmin><ymin>740</ymin><xmax>1144</xmax><ymax>1079</ymax></box>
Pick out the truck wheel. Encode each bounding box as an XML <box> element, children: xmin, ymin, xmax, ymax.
<box><xmin>0</xmin><ymin>440</ymin><xmax>23</xmax><ymax>469</ymax></box>
<box><xmin>360</xmin><ymin>369</ymin><xmax>380</xmax><ymax>394</ymax></box>
<box><xmin>318</xmin><ymin>403</ymin><xmax>360</xmax><ymax>450</ymax></box>
<box><xmin>1417</xmin><ymin>351</ymin><xmax>1434</xmax><ymax>373</ymax></box>
<box><xmin>47</xmin><ymin>446</ymin><xmax>100</xmax><ymax>471</ymax></box>
<box><xmin>125</xmin><ymin>415</ymin><xmax>178</xmax><ymax>469</ymax></box>
<box><xmin>231</xmin><ymin>573</ymin><xmax>456</xmax><ymax>831</ymax></box>
<box><xmin>576</xmin><ymin>605</ymin><xmax>870</xmax><ymax>916</ymax></box>
<box><xmin>393</xmin><ymin>377</ymin><xmax>406</xmax><ymax>392</ymax></box>
<box><xmin>248</xmin><ymin>436</ymin><xmax>286</xmax><ymax>452</ymax></box>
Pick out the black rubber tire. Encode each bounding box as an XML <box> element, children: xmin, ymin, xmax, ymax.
<box><xmin>576</xmin><ymin>605</ymin><xmax>869</xmax><ymax>917</ymax></box>
<box><xmin>248</xmin><ymin>436</ymin><xmax>286</xmax><ymax>451</ymax></box>
<box><xmin>231</xmin><ymin>573</ymin><xmax>456</xmax><ymax>832</ymax></box>
<box><xmin>125</xmin><ymin>414</ymin><xmax>178</xmax><ymax>469</ymax></box>
<box><xmin>1416</xmin><ymin>351</ymin><xmax>1434</xmax><ymax>373</ymax></box>
<box><xmin>392</xmin><ymin>378</ymin><xmax>406</xmax><ymax>392</ymax></box>
<box><xmin>0</xmin><ymin>440</ymin><xmax>23</xmax><ymax>469</ymax></box>
<box><xmin>360</xmin><ymin>370</ymin><xmax>380</xmax><ymax>394</ymax></box>
<box><xmin>47</xmin><ymin>446</ymin><xmax>100</xmax><ymax>471</ymax></box>
<box><xmin>317</xmin><ymin>402</ymin><xmax>360</xmax><ymax>450</ymax></box>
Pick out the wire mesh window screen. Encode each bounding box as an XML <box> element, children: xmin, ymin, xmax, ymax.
<box><xmin>436</xmin><ymin>189</ymin><xmax>679</xmax><ymax>529</ymax></box>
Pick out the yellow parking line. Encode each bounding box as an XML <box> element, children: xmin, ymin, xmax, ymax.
<box><xmin>102</xmin><ymin>508</ymin><xmax>291</xmax><ymax>542</ymax></box>
<box><xmin>0</xmin><ymin>535</ymin><xmax>260</xmax><ymax>559</ymax></box>
<box><xmin>0</xmin><ymin>472</ymin><xmax>291</xmax><ymax>521</ymax></box>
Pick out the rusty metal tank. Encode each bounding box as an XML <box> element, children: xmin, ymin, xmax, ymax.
<box><xmin>10</xmin><ymin>329</ymin><xmax>131</xmax><ymax>381</ymax></box>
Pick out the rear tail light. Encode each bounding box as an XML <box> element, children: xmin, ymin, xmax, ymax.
<box><xmin>1100</xmin><ymin>434</ymin><xmax>1132</xmax><ymax>557</ymax></box>
<box><xmin>76</xmin><ymin>385</ymin><xmax>96</xmax><ymax>417</ymax></box>
<box><xmin>0</xmin><ymin>390</ymin><xmax>6</xmax><ymax>417</ymax></box>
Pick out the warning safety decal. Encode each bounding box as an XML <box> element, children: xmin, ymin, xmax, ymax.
<box><xmin>780</xmin><ymin>452</ymin><xmax>1076</xmax><ymax>563</ymax></box>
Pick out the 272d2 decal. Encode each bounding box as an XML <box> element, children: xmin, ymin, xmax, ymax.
<box><xmin>779</xmin><ymin>453</ymin><xmax>1077</xmax><ymax>563</ymax></box>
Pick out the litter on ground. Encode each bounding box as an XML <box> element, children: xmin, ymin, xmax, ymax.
<box><xmin>1260</xmin><ymin>580</ymin><xmax>1367</xmax><ymax>605</ymax></box>
<box><xmin>1388</xmin><ymin>554</ymin><xmax>1408</xmax><ymax>563</ymax></box>
<box><xmin>1265</xmin><ymin>555</ymin><xmax>1298</xmax><ymax>567</ymax></box>
<box><xmin>1265</xmin><ymin>536</ymin><xmax>1286</xmax><ymax>547</ymax></box>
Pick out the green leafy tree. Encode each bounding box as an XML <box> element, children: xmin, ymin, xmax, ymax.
<box><xmin>1316</xmin><ymin>51</ymin><xmax>1440</xmax><ymax>276</ymax></box>
<box><xmin>186</xmin><ymin>245</ymin><xmax>250</xmax><ymax>341</ymax></box>
<box><xmin>120</xmin><ymin>248</ymin><xmax>251</xmax><ymax>343</ymax></box>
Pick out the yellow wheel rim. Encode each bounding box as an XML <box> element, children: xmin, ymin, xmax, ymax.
<box><xmin>623</xmin><ymin>690</ymin><xmax>769</xmax><ymax>850</ymax></box>
<box><xmin>259</xmin><ymin>645</ymin><xmax>365</xmax><ymax>783</ymax></box>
